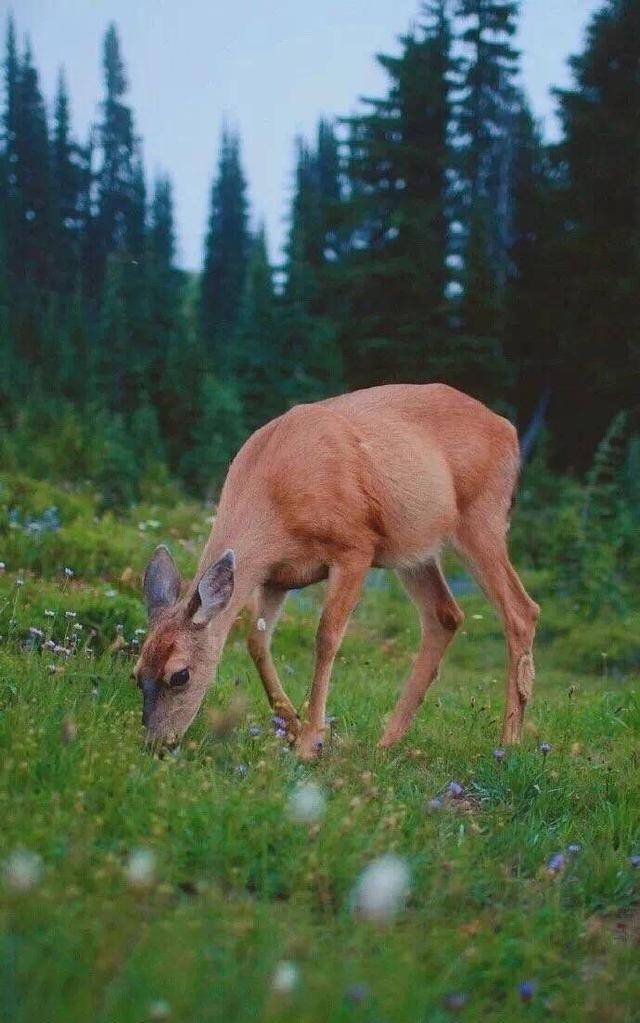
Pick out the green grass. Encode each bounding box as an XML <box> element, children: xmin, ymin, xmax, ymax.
<box><xmin>1</xmin><ymin>477</ymin><xmax>639</xmax><ymax>1022</ymax></box>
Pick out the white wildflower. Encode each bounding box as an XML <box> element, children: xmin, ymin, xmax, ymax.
<box><xmin>125</xmin><ymin>848</ymin><xmax>156</xmax><ymax>888</ymax></box>
<box><xmin>351</xmin><ymin>854</ymin><xmax>411</xmax><ymax>922</ymax></box>
<box><xmin>271</xmin><ymin>960</ymin><xmax>299</xmax><ymax>995</ymax></box>
<box><xmin>3</xmin><ymin>850</ymin><xmax>42</xmax><ymax>892</ymax></box>
<box><xmin>256</xmin><ymin>617</ymin><xmax>267</xmax><ymax>632</ymax></box>
<box><xmin>287</xmin><ymin>782</ymin><xmax>326</xmax><ymax>824</ymax></box>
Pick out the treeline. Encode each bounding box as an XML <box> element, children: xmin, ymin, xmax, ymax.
<box><xmin>0</xmin><ymin>0</ymin><xmax>638</xmax><ymax>504</ymax></box>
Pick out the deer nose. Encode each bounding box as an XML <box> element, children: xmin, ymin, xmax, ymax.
<box><xmin>140</xmin><ymin>677</ymin><xmax>161</xmax><ymax>727</ymax></box>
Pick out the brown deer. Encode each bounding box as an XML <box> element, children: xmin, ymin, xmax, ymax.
<box><xmin>134</xmin><ymin>384</ymin><xmax>539</xmax><ymax>759</ymax></box>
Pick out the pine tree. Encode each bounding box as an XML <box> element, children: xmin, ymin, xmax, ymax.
<box><xmin>234</xmin><ymin>226</ymin><xmax>284</xmax><ymax>431</ymax></box>
<box><xmin>454</xmin><ymin>0</ymin><xmax>520</xmax><ymax>341</ymax></box>
<box><xmin>339</xmin><ymin>2</ymin><xmax>454</xmax><ymax>387</ymax></box>
<box><xmin>200</xmin><ymin>125</ymin><xmax>249</xmax><ymax>365</ymax></box>
<box><xmin>91</xmin><ymin>23</ymin><xmax>138</xmax><ymax>296</ymax></box>
<box><xmin>11</xmin><ymin>38</ymin><xmax>53</xmax><ymax>289</ymax></box>
<box><xmin>51</xmin><ymin>69</ymin><xmax>90</xmax><ymax>293</ymax></box>
<box><xmin>551</xmin><ymin>0</ymin><xmax>640</xmax><ymax>468</ymax></box>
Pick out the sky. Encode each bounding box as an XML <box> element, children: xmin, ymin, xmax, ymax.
<box><xmin>17</xmin><ymin>0</ymin><xmax>604</xmax><ymax>270</ymax></box>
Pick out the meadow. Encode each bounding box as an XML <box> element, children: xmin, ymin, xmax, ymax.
<box><xmin>1</xmin><ymin>472</ymin><xmax>639</xmax><ymax>1023</ymax></box>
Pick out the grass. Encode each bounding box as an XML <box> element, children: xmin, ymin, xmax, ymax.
<box><xmin>1</xmin><ymin>476</ymin><xmax>639</xmax><ymax>1022</ymax></box>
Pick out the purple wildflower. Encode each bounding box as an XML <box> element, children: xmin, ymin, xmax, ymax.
<box><xmin>629</xmin><ymin>855</ymin><xmax>640</xmax><ymax>868</ymax></box>
<box><xmin>247</xmin><ymin>724</ymin><xmax>262</xmax><ymax>738</ymax></box>
<box><xmin>447</xmin><ymin>780</ymin><xmax>464</xmax><ymax>798</ymax></box>
<box><xmin>546</xmin><ymin>852</ymin><xmax>566</xmax><ymax>875</ymax></box>
<box><xmin>538</xmin><ymin>742</ymin><xmax>552</xmax><ymax>756</ymax></box>
<box><xmin>443</xmin><ymin>991</ymin><xmax>468</xmax><ymax>1012</ymax></box>
<box><xmin>345</xmin><ymin>983</ymin><xmax>370</xmax><ymax>1005</ymax></box>
<box><xmin>518</xmin><ymin>980</ymin><xmax>535</xmax><ymax>1003</ymax></box>
<box><xmin>493</xmin><ymin>748</ymin><xmax>506</xmax><ymax>763</ymax></box>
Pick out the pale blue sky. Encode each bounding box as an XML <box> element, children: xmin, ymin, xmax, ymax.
<box><xmin>17</xmin><ymin>0</ymin><xmax>603</xmax><ymax>269</ymax></box>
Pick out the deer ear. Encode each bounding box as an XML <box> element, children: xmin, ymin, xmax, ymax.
<box><xmin>190</xmin><ymin>550</ymin><xmax>235</xmax><ymax>626</ymax></box>
<box><xmin>143</xmin><ymin>545</ymin><xmax>181</xmax><ymax>620</ymax></box>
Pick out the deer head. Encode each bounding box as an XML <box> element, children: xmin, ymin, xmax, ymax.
<box><xmin>133</xmin><ymin>545</ymin><xmax>235</xmax><ymax>746</ymax></box>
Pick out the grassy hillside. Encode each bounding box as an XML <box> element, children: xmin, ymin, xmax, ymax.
<box><xmin>1</xmin><ymin>474</ymin><xmax>639</xmax><ymax>1022</ymax></box>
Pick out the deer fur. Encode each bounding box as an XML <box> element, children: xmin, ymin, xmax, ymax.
<box><xmin>134</xmin><ymin>383</ymin><xmax>539</xmax><ymax>757</ymax></box>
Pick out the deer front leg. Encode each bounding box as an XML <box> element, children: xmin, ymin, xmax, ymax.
<box><xmin>296</xmin><ymin>556</ymin><xmax>370</xmax><ymax>761</ymax></box>
<box><xmin>247</xmin><ymin>584</ymin><xmax>300</xmax><ymax>738</ymax></box>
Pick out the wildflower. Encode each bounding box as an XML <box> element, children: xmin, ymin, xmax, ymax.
<box><xmin>44</xmin><ymin>609</ymin><xmax>55</xmax><ymax>618</ymax></box>
<box><xmin>546</xmin><ymin>852</ymin><xmax>566</xmax><ymax>876</ymax></box>
<box><xmin>0</xmin><ymin>562</ymin><xmax>5</xmax><ymax>572</ymax></box>
<box><xmin>447</xmin><ymin>780</ymin><xmax>464</xmax><ymax>798</ymax></box>
<box><xmin>125</xmin><ymin>848</ymin><xmax>156</xmax><ymax>888</ymax></box>
<box><xmin>247</xmin><ymin>724</ymin><xmax>262</xmax><ymax>738</ymax></box>
<box><xmin>135</xmin><ymin>628</ymin><xmax>146</xmax><ymax>637</ymax></box>
<box><xmin>47</xmin><ymin>664</ymin><xmax>57</xmax><ymax>674</ymax></box>
<box><xmin>272</xmin><ymin>714</ymin><xmax>288</xmax><ymax>739</ymax></box>
<box><xmin>147</xmin><ymin>999</ymin><xmax>172</xmax><ymax>1020</ymax></box>
<box><xmin>493</xmin><ymin>747</ymin><xmax>506</xmax><ymax>762</ymax></box>
<box><xmin>351</xmin><ymin>854</ymin><xmax>411</xmax><ymax>922</ymax></box>
<box><xmin>64</xmin><ymin>567</ymin><xmax>74</xmax><ymax>578</ymax></box>
<box><xmin>567</xmin><ymin>843</ymin><xmax>581</xmax><ymax>856</ymax></box>
<box><xmin>72</xmin><ymin>622</ymin><xmax>83</xmax><ymax>632</ymax></box>
<box><xmin>3</xmin><ymin>850</ymin><xmax>42</xmax><ymax>892</ymax></box>
<box><xmin>234</xmin><ymin>763</ymin><xmax>249</xmax><ymax>779</ymax></box>
<box><xmin>443</xmin><ymin>991</ymin><xmax>468</xmax><ymax>1012</ymax></box>
<box><xmin>629</xmin><ymin>855</ymin><xmax>640</xmax><ymax>868</ymax></box>
<box><xmin>426</xmin><ymin>796</ymin><xmax>444</xmax><ymax>812</ymax></box>
<box><xmin>345</xmin><ymin>982</ymin><xmax>370</xmax><ymax>1005</ymax></box>
<box><xmin>28</xmin><ymin>627</ymin><xmax>44</xmax><ymax>639</ymax></box>
<box><xmin>43</xmin><ymin>639</ymin><xmax>56</xmax><ymax>650</ymax></box>
<box><xmin>519</xmin><ymin>980</ymin><xmax>535</xmax><ymax>1003</ymax></box>
<box><xmin>288</xmin><ymin>782</ymin><xmax>326</xmax><ymax>824</ymax></box>
<box><xmin>256</xmin><ymin>617</ymin><xmax>267</xmax><ymax>632</ymax></box>
<box><xmin>15</xmin><ymin>577</ymin><xmax>24</xmax><ymax>586</ymax></box>
<box><xmin>539</xmin><ymin>742</ymin><xmax>552</xmax><ymax>756</ymax></box>
<box><xmin>271</xmin><ymin>960</ymin><xmax>299</xmax><ymax>994</ymax></box>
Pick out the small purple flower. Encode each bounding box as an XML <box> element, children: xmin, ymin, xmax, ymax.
<box><xmin>493</xmin><ymin>748</ymin><xmax>506</xmax><ymax>763</ymax></box>
<box><xmin>567</xmin><ymin>843</ymin><xmax>581</xmax><ymax>856</ymax></box>
<box><xmin>275</xmin><ymin>728</ymin><xmax>287</xmax><ymax>739</ymax></box>
<box><xmin>546</xmin><ymin>852</ymin><xmax>566</xmax><ymax>875</ymax></box>
<box><xmin>443</xmin><ymin>991</ymin><xmax>468</xmax><ymax>1012</ymax></box>
<box><xmin>629</xmin><ymin>855</ymin><xmax>640</xmax><ymax>868</ymax></box>
<box><xmin>518</xmin><ymin>980</ymin><xmax>535</xmax><ymax>1003</ymax></box>
<box><xmin>447</xmin><ymin>780</ymin><xmax>464</xmax><ymax>799</ymax></box>
<box><xmin>247</xmin><ymin>724</ymin><xmax>262</xmax><ymax>738</ymax></box>
<box><xmin>538</xmin><ymin>742</ymin><xmax>552</xmax><ymax>756</ymax></box>
<box><xmin>28</xmin><ymin>627</ymin><xmax>44</xmax><ymax>639</ymax></box>
<box><xmin>272</xmin><ymin>715</ymin><xmax>286</xmax><ymax>730</ymax></box>
<box><xmin>344</xmin><ymin>982</ymin><xmax>370</xmax><ymax>1005</ymax></box>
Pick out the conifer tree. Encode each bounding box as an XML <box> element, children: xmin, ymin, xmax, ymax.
<box><xmin>51</xmin><ymin>69</ymin><xmax>90</xmax><ymax>293</ymax></box>
<box><xmin>200</xmin><ymin>125</ymin><xmax>249</xmax><ymax>365</ymax></box>
<box><xmin>454</xmin><ymin>0</ymin><xmax>520</xmax><ymax>340</ymax></box>
<box><xmin>11</xmin><ymin>38</ymin><xmax>52</xmax><ymax>289</ymax></box>
<box><xmin>234</xmin><ymin>226</ymin><xmax>284</xmax><ymax>431</ymax></box>
<box><xmin>339</xmin><ymin>1</ymin><xmax>454</xmax><ymax>387</ymax></box>
<box><xmin>551</xmin><ymin>0</ymin><xmax>640</xmax><ymax>467</ymax></box>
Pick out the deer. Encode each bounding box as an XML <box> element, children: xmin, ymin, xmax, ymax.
<box><xmin>134</xmin><ymin>383</ymin><xmax>539</xmax><ymax>759</ymax></box>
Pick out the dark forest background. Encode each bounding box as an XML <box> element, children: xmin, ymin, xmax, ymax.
<box><xmin>0</xmin><ymin>0</ymin><xmax>638</xmax><ymax>509</ymax></box>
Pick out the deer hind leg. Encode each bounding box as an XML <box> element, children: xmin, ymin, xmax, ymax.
<box><xmin>247</xmin><ymin>584</ymin><xmax>300</xmax><ymax>737</ymax></box>
<box><xmin>454</xmin><ymin>511</ymin><xmax>540</xmax><ymax>745</ymax></box>
<box><xmin>296</xmin><ymin>555</ymin><xmax>370</xmax><ymax>761</ymax></box>
<box><xmin>379</xmin><ymin>560</ymin><xmax>464</xmax><ymax>749</ymax></box>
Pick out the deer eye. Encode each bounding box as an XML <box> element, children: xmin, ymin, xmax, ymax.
<box><xmin>169</xmin><ymin>668</ymin><xmax>189</xmax><ymax>688</ymax></box>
